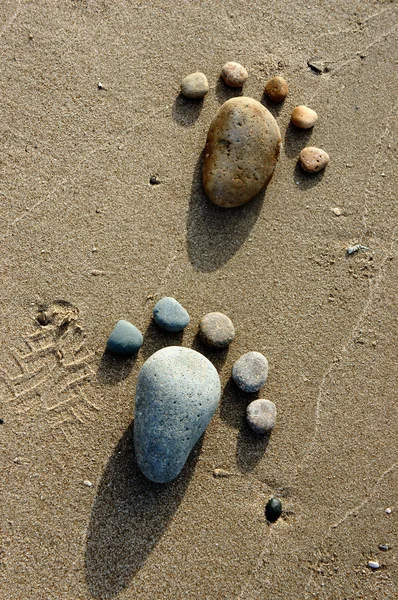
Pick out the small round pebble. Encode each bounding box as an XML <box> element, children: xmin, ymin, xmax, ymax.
<box><xmin>106</xmin><ymin>320</ymin><xmax>143</xmax><ymax>356</ymax></box>
<box><xmin>368</xmin><ymin>561</ymin><xmax>380</xmax><ymax>570</ymax></box>
<box><xmin>299</xmin><ymin>147</ymin><xmax>330</xmax><ymax>173</ymax></box>
<box><xmin>221</xmin><ymin>61</ymin><xmax>248</xmax><ymax>88</ymax></box>
<box><xmin>181</xmin><ymin>72</ymin><xmax>209</xmax><ymax>99</ymax></box>
<box><xmin>246</xmin><ymin>399</ymin><xmax>276</xmax><ymax>434</ymax></box>
<box><xmin>265</xmin><ymin>497</ymin><xmax>282</xmax><ymax>522</ymax></box>
<box><xmin>199</xmin><ymin>312</ymin><xmax>235</xmax><ymax>348</ymax></box>
<box><xmin>232</xmin><ymin>351</ymin><xmax>268</xmax><ymax>392</ymax></box>
<box><xmin>264</xmin><ymin>76</ymin><xmax>288</xmax><ymax>103</ymax></box>
<box><xmin>153</xmin><ymin>297</ymin><xmax>190</xmax><ymax>332</ymax></box>
<box><xmin>385</xmin><ymin>507</ymin><xmax>392</xmax><ymax>514</ymax></box>
<box><xmin>291</xmin><ymin>105</ymin><xmax>318</xmax><ymax>129</ymax></box>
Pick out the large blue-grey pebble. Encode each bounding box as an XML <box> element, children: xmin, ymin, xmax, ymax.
<box><xmin>153</xmin><ymin>297</ymin><xmax>190</xmax><ymax>332</ymax></box>
<box><xmin>232</xmin><ymin>351</ymin><xmax>268</xmax><ymax>392</ymax></box>
<box><xmin>106</xmin><ymin>320</ymin><xmax>143</xmax><ymax>356</ymax></box>
<box><xmin>134</xmin><ymin>346</ymin><xmax>221</xmax><ymax>483</ymax></box>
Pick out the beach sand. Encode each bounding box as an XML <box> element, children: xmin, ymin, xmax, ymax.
<box><xmin>1</xmin><ymin>1</ymin><xmax>397</xmax><ymax>598</ymax></box>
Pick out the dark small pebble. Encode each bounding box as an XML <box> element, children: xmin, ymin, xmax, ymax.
<box><xmin>379</xmin><ymin>544</ymin><xmax>389</xmax><ymax>551</ymax></box>
<box><xmin>265</xmin><ymin>497</ymin><xmax>282</xmax><ymax>523</ymax></box>
<box><xmin>150</xmin><ymin>176</ymin><xmax>161</xmax><ymax>185</ymax></box>
<box><xmin>37</xmin><ymin>311</ymin><xmax>50</xmax><ymax>326</ymax></box>
<box><xmin>0</xmin><ymin>419</ymin><xmax>4</xmax><ymax>424</ymax></box>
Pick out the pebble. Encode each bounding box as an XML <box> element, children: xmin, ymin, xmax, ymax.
<box><xmin>232</xmin><ymin>351</ymin><xmax>269</xmax><ymax>392</ymax></box>
<box><xmin>379</xmin><ymin>544</ymin><xmax>389</xmax><ymax>551</ymax></box>
<box><xmin>134</xmin><ymin>347</ymin><xmax>221</xmax><ymax>483</ymax></box>
<box><xmin>213</xmin><ymin>468</ymin><xmax>233</xmax><ymax>478</ymax></box>
<box><xmin>368</xmin><ymin>561</ymin><xmax>380</xmax><ymax>570</ymax></box>
<box><xmin>385</xmin><ymin>507</ymin><xmax>392</xmax><ymax>514</ymax></box>
<box><xmin>246</xmin><ymin>399</ymin><xmax>276</xmax><ymax>434</ymax></box>
<box><xmin>203</xmin><ymin>97</ymin><xmax>281</xmax><ymax>207</ymax></box>
<box><xmin>180</xmin><ymin>72</ymin><xmax>209</xmax><ymax>99</ymax></box>
<box><xmin>199</xmin><ymin>312</ymin><xmax>235</xmax><ymax>348</ymax></box>
<box><xmin>220</xmin><ymin>61</ymin><xmax>248</xmax><ymax>87</ymax></box>
<box><xmin>106</xmin><ymin>320</ymin><xmax>143</xmax><ymax>356</ymax></box>
<box><xmin>153</xmin><ymin>297</ymin><xmax>190</xmax><ymax>332</ymax></box>
<box><xmin>291</xmin><ymin>105</ymin><xmax>318</xmax><ymax>129</ymax></box>
<box><xmin>332</xmin><ymin>207</ymin><xmax>342</xmax><ymax>216</ymax></box>
<box><xmin>264</xmin><ymin>76</ymin><xmax>289</xmax><ymax>103</ymax></box>
<box><xmin>299</xmin><ymin>147</ymin><xmax>330</xmax><ymax>173</ymax></box>
<box><xmin>265</xmin><ymin>497</ymin><xmax>282</xmax><ymax>522</ymax></box>
<box><xmin>83</xmin><ymin>480</ymin><xmax>93</xmax><ymax>487</ymax></box>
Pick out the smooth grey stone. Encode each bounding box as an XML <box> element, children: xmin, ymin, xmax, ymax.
<box><xmin>106</xmin><ymin>320</ymin><xmax>143</xmax><ymax>356</ymax></box>
<box><xmin>153</xmin><ymin>297</ymin><xmax>190</xmax><ymax>332</ymax></box>
<box><xmin>199</xmin><ymin>312</ymin><xmax>235</xmax><ymax>348</ymax></box>
<box><xmin>203</xmin><ymin>97</ymin><xmax>281</xmax><ymax>207</ymax></box>
<box><xmin>232</xmin><ymin>351</ymin><xmax>268</xmax><ymax>392</ymax></box>
<box><xmin>246</xmin><ymin>399</ymin><xmax>276</xmax><ymax>434</ymax></box>
<box><xmin>134</xmin><ymin>347</ymin><xmax>221</xmax><ymax>483</ymax></box>
<box><xmin>181</xmin><ymin>72</ymin><xmax>209</xmax><ymax>99</ymax></box>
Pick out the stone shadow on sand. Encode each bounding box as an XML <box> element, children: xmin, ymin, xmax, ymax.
<box><xmin>191</xmin><ymin>333</ymin><xmax>229</xmax><ymax>372</ymax></box>
<box><xmin>85</xmin><ymin>421</ymin><xmax>202</xmax><ymax>599</ymax></box>
<box><xmin>284</xmin><ymin>122</ymin><xmax>313</xmax><ymax>158</ymax></box>
<box><xmin>292</xmin><ymin>161</ymin><xmax>325</xmax><ymax>189</ymax></box>
<box><xmin>219</xmin><ymin>378</ymin><xmax>269</xmax><ymax>472</ymax></box>
<box><xmin>96</xmin><ymin>349</ymin><xmax>136</xmax><ymax>385</ymax></box>
<box><xmin>141</xmin><ymin>320</ymin><xmax>184</xmax><ymax>360</ymax></box>
<box><xmin>215</xmin><ymin>77</ymin><xmax>243</xmax><ymax>104</ymax></box>
<box><xmin>186</xmin><ymin>152</ymin><xmax>265</xmax><ymax>272</ymax></box>
<box><xmin>260</xmin><ymin>93</ymin><xmax>285</xmax><ymax>119</ymax></box>
<box><xmin>172</xmin><ymin>93</ymin><xmax>203</xmax><ymax>127</ymax></box>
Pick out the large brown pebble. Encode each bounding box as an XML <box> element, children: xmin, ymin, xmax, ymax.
<box><xmin>291</xmin><ymin>105</ymin><xmax>318</xmax><ymax>129</ymax></box>
<box><xmin>221</xmin><ymin>62</ymin><xmax>248</xmax><ymax>88</ymax></box>
<box><xmin>299</xmin><ymin>147</ymin><xmax>330</xmax><ymax>173</ymax></box>
<box><xmin>264</xmin><ymin>76</ymin><xmax>288</xmax><ymax>103</ymax></box>
<box><xmin>203</xmin><ymin>97</ymin><xmax>281</xmax><ymax>207</ymax></box>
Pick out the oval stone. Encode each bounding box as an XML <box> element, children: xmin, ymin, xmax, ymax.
<box><xmin>299</xmin><ymin>146</ymin><xmax>329</xmax><ymax>173</ymax></box>
<box><xmin>203</xmin><ymin>97</ymin><xmax>281</xmax><ymax>207</ymax></box>
<box><xmin>232</xmin><ymin>351</ymin><xmax>269</xmax><ymax>392</ymax></box>
<box><xmin>181</xmin><ymin>72</ymin><xmax>209</xmax><ymax>99</ymax></box>
<box><xmin>265</xmin><ymin>497</ymin><xmax>282</xmax><ymax>522</ymax></box>
<box><xmin>246</xmin><ymin>399</ymin><xmax>277</xmax><ymax>434</ymax></box>
<box><xmin>153</xmin><ymin>296</ymin><xmax>190</xmax><ymax>332</ymax></box>
<box><xmin>106</xmin><ymin>320</ymin><xmax>143</xmax><ymax>356</ymax></box>
<box><xmin>134</xmin><ymin>347</ymin><xmax>221</xmax><ymax>483</ymax></box>
<box><xmin>291</xmin><ymin>105</ymin><xmax>318</xmax><ymax>129</ymax></box>
<box><xmin>199</xmin><ymin>312</ymin><xmax>235</xmax><ymax>348</ymax></box>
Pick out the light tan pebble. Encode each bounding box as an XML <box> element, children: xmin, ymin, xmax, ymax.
<box><xmin>221</xmin><ymin>61</ymin><xmax>248</xmax><ymax>87</ymax></box>
<box><xmin>213</xmin><ymin>468</ymin><xmax>233</xmax><ymax>478</ymax></box>
<box><xmin>83</xmin><ymin>480</ymin><xmax>93</xmax><ymax>487</ymax></box>
<box><xmin>199</xmin><ymin>312</ymin><xmax>235</xmax><ymax>347</ymax></box>
<box><xmin>332</xmin><ymin>207</ymin><xmax>342</xmax><ymax>216</ymax></box>
<box><xmin>299</xmin><ymin>147</ymin><xmax>329</xmax><ymax>173</ymax></box>
<box><xmin>203</xmin><ymin>97</ymin><xmax>281</xmax><ymax>207</ymax></box>
<box><xmin>180</xmin><ymin>72</ymin><xmax>209</xmax><ymax>99</ymax></box>
<box><xmin>291</xmin><ymin>105</ymin><xmax>318</xmax><ymax>129</ymax></box>
<box><xmin>264</xmin><ymin>76</ymin><xmax>288</xmax><ymax>103</ymax></box>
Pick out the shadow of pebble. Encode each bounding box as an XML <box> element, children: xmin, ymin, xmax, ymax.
<box><xmin>85</xmin><ymin>422</ymin><xmax>202</xmax><ymax>599</ymax></box>
<box><xmin>284</xmin><ymin>122</ymin><xmax>313</xmax><ymax>158</ymax></box>
<box><xmin>219</xmin><ymin>378</ymin><xmax>259</xmax><ymax>428</ymax></box>
<box><xmin>186</xmin><ymin>152</ymin><xmax>265</xmax><ymax>273</ymax></box>
<box><xmin>141</xmin><ymin>320</ymin><xmax>184</xmax><ymax>361</ymax></box>
<box><xmin>172</xmin><ymin>93</ymin><xmax>203</xmax><ymax>127</ymax></box>
<box><xmin>96</xmin><ymin>350</ymin><xmax>136</xmax><ymax>385</ymax></box>
<box><xmin>260</xmin><ymin>93</ymin><xmax>284</xmax><ymax>119</ymax></box>
<box><xmin>215</xmin><ymin>77</ymin><xmax>243</xmax><ymax>104</ymax></box>
<box><xmin>191</xmin><ymin>333</ymin><xmax>229</xmax><ymax>372</ymax></box>
<box><xmin>236</xmin><ymin>426</ymin><xmax>270</xmax><ymax>473</ymax></box>
<box><xmin>293</xmin><ymin>161</ymin><xmax>325</xmax><ymax>190</ymax></box>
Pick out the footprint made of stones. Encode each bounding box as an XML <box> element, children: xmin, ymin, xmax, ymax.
<box><xmin>106</xmin><ymin>297</ymin><xmax>273</xmax><ymax>484</ymax></box>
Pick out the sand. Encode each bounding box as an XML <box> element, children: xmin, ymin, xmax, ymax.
<box><xmin>1</xmin><ymin>1</ymin><xmax>397</xmax><ymax>598</ymax></box>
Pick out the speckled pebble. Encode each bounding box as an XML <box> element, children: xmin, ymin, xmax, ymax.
<box><xmin>291</xmin><ymin>105</ymin><xmax>318</xmax><ymax>129</ymax></box>
<box><xmin>265</xmin><ymin>497</ymin><xmax>282</xmax><ymax>522</ymax></box>
<box><xmin>199</xmin><ymin>312</ymin><xmax>235</xmax><ymax>348</ymax></box>
<box><xmin>106</xmin><ymin>320</ymin><xmax>143</xmax><ymax>356</ymax></box>
<box><xmin>134</xmin><ymin>347</ymin><xmax>221</xmax><ymax>483</ymax></box>
<box><xmin>153</xmin><ymin>297</ymin><xmax>190</xmax><ymax>332</ymax></box>
<box><xmin>232</xmin><ymin>351</ymin><xmax>268</xmax><ymax>392</ymax></box>
<box><xmin>264</xmin><ymin>76</ymin><xmax>288</xmax><ymax>103</ymax></box>
<box><xmin>203</xmin><ymin>97</ymin><xmax>281</xmax><ymax>207</ymax></box>
<box><xmin>221</xmin><ymin>61</ymin><xmax>248</xmax><ymax>87</ymax></box>
<box><xmin>181</xmin><ymin>72</ymin><xmax>209</xmax><ymax>99</ymax></box>
<box><xmin>299</xmin><ymin>147</ymin><xmax>329</xmax><ymax>173</ymax></box>
<box><xmin>246</xmin><ymin>399</ymin><xmax>276</xmax><ymax>434</ymax></box>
